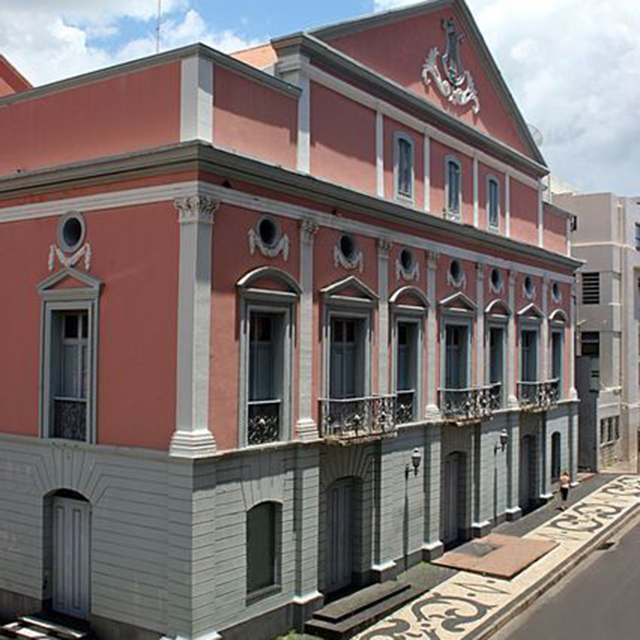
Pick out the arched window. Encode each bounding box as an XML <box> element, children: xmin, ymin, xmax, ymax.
<box><xmin>487</xmin><ymin>176</ymin><xmax>500</xmax><ymax>230</ymax></box>
<box><xmin>247</xmin><ymin>502</ymin><xmax>281</xmax><ymax>595</ymax></box>
<box><xmin>551</xmin><ymin>433</ymin><xmax>561</xmax><ymax>483</ymax></box>
<box><xmin>445</xmin><ymin>156</ymin><xmax>462</xmax><ymax>219</ymax></box>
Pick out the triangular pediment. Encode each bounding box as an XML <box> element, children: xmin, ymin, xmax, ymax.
<box><xmin>309</xmin><ymin>0</ymin><xmax>543</xmax><ymax>162</ymax></box>
<box><xmin>517</xmin><ymin>302</ymin><xmax>545</xmax><ymax>320</ymax></box>
<box><xmin>321</xmin><ymin>275</ymin><xmax>379</xmax><ymax>303</ymax></box>
<box><xmin>439</xmin><ymin>291</ymin><xmax>476</xmax><ymax>312</ymax></box>
<box><xmin>37</xmin><ymin>268</ymin><xmax>101</xmax><ymax>296</ymax></box>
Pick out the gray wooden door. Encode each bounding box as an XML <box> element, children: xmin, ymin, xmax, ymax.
<box><xmin>52</xmin><ymin>497</ymin><xmax>91</xmax><ymax>619</ymax></box>
<box><xmin>519</xmin><ymin>436</ymin><xmax>535</xmax><ymax>511</ymax></box>
<box><xmin>443</xmin><ymin>453</ymin><xmax>461</xmax><ymax>545</ymax></box>
<box><xmin>326</xmin><ymin>478</ymin><xmax>354</xmax><ymax>593</ymax></box>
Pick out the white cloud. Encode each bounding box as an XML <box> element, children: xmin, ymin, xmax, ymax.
<box><xmin>373</xmin><ymin>0</ymin><xmax>640</xmax><ymax>195</ymax></box>
<box><xmin>0</xmin><ymin>1</ymin><xmax>259</xmax><ymax>87</ymax></box>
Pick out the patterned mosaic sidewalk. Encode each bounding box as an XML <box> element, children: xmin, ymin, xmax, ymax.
<box><xmin>356</xmin><ymin>475</ymin><xmax>640</xmax><ymax>640</ymax></box>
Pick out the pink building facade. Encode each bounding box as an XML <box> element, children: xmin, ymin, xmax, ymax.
<box><xmin>0</xmin><ymin>2</ymin><xmax>580</xmax><ymax>639</ymax></box>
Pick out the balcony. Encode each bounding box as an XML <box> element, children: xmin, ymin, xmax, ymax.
<box><xmin>395</xmin><ymin>390</ymin><xmax>416</xmax><ymax>425</ymax></box>
<box><xmin>438</xmin><ymin>384</ymin><xmax>502</xmax><ymax>424</ymax></box>
<box><xmin>518</xmin><ymin>380</ymin><xmax>560</xmax><ymax>412</ymax></box>
<box><xmin>319</xmin><ymin>395</ymin><xmax>397</xmax><ymax>443</ymax></box>
<box><xmin>248</xmin><ymin>399</ymin><xmax>281</xmax><ymax>445</ymax></box>
<box><xmin>52</xmin><ymin>398</ymin><xmax>87</xmax><ymax>441</ymax></box>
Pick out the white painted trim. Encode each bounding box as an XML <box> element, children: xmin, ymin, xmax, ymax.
<box><xmin>476</xmin><ymin>263</ymin><xmax>485</xmax><ymax>386</ymax></box>
<box><xmin>393</xmin><ymin>131</ymin><xmax>415</xmax><ymax>204</ymax></box>
<box><xmin>538</xmin><ymin>184</ymin><xmax>544</xmax><ymax>248</ymax></box>
<box><xmin>297</xmin><ymin>72</ymin><xmax>311</xmax><ymax>173</ymax></box>
<box><xmin>473</xmin><ymin>156</ymin><xmax>479</xmax><ymax>227</ymax></box>
<box><xmin>180</xmin><ymin>56</ymin><xmax>214</xmax><ymax>144</ymax></box>
<box><xmin>376</xmin><ymin>110</ymin><xmax>384</xmax><ymax>198</ymax></box>
<box><xmin>426</xmin><ymin>252</ymin><xmax>440</xmax><ymax>418</ymax></box>
<box><xmin>304</xmin><ymin>63</ymin><xmax>541</xmax><ymax>189</ymax></box>
<box><xmin>378</xmin><ymin>239</ymin><xmax>391</xmax><ymax>394</ymax></box>
<box><xmin>505</xmin><ymin>174</ymin><xmax>511</xmax><ymax>238</ymax></box>
<box><xmin>423</xmin><ymin>133</ymin><xmax>431</xmax><ymax>212</ymax></box>
<box><xmin>0</xmin><ymin>180</ymin><xmax>575</xmax><ymax>284</ymax></box>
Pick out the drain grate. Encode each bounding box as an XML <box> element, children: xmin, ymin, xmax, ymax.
<box><xmin>596</xmin><ymin>540</ymin><xmax>616</xmax><ymax>551</ymax></box>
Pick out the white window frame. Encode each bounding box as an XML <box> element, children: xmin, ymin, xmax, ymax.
<box><xmin>394</xmin><ymin>132</ymin><xmax>415</xmax><ymax>203</ymax></box>
<box><xmin>486</xmin><ymin>175</ymin><xmax>500</xmax><ymax>231</ymax></box>
<box><xmin>519</xmin><ymin>321</ymin><xmax>541</xmax><ymax>383</ymax></box>
<box><xmin>38</xmin><ymin>271</ymin><xmax>101</xmax><ymax>444</ymax></box>
<box><xmin>440</xmin><ymin>315</ymin><xmax>474</xmax><ymax>392</ymax></box>
<box><xmin>485</xmin><ymin>317</ymin><xmax>508</xmax><ymax>408</ymax></box>
<box><xmin>237</xmin><ymin>267</ymin><xmax>300</xmax><ymax>448</ymax></box>
<box><xmin>550</xmin><ymin>326</ymin><xmax>565</xmax><ymax>398</ymax></box>
<box><xmin>444</xmin><ymin>154</ymin><xmax>462</xmax><ymax>221</ymax></box>
<box><xmin>391</xmin><ymin>312</ymin><xmax>425</xmax><ymax>423</ymax></box>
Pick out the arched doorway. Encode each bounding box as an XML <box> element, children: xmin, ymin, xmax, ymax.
<box><xmin>47</xmin><ymin>490</ymin><xmax>91</xmax><ymax>619</ymax></box>
<box><xmin>325</xmin><ymin>478</ymin><xmax>356</xmax><ymax>594</ymax></box>
<box><xmin>519</xmin><ymin>435</ymin><xmax>537</xmax><ymax>512</ymax></box>
<box><xmin>551</xmin><ymin>432</ymin><xmax>562</xmax><ymax>483</ymax></box>
<box><xmin>442</xmin><ymin>452</ymin><xmax>467</xmax><ymax>547</ymax></box>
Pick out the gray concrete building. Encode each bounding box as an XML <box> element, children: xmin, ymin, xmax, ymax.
<box><xmin>554</xmin><ymin>191</ymin><xmax>640</xmax><ymax>471</ymax></box>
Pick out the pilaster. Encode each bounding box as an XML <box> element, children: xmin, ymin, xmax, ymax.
<box><xmin>476</xmin><ymin>262</ymin><xmax>485</xmax><ymax>386</ymax></box>
<box><xmin>297</xmin><ymin>219</ymin><xmax>319</xmax><ymax>440</ymax></box>
<box><xmin>568</xmin><ymin>281</ymin><xmax>578</xmax><ymax>399</ymax></box>
<box><xmin>378</xmin><ymin>239</ymin><xmax>392</xmax><ymax>394</ymax></box>
<box><xmin>180</xmin><ymin>55</ymin><xmax>214</xmax><ymax>144</ymax></box>
<box><xmin>422</xmin><ymin>423</ymin><xmax>443</xmax><ymax>560</ymax></box>
<box><xmin>426</xmin><ymin>251</ymin><xmax>440</xmax><ymax>419</ymax></box>
<box><xmin>473</xmin><ymin>155</ymin><xmax>479</xmax><ymax>227</ymax></box>
<box><xmin>171</xmin><ymin>196</ymin><xmax>219</xmax><ymax>459</ymax></box>
<box><xmin>507</xmin><ymin>270</ymin><xmax>518</xmax><ymax>408</ymax></box>
<box><xmin>376</xmin><ymin>111</ymin><xmax>385</xmax><ymax>198</ymax></box>
<box><xmin>541</xmin><ymin>275</ymin><xmax>550</xmax><ymax>381</ymax></box>
<box><xmin>505</xmin><ymin>411</ymin><xmax>522</xmax><ymax>521</ymax></box>
<box><xmin>505</xmin><ymin>173</ymin><xmax>511</xmax><ymax>238</ymax></box>
<box><xmin>423</xmin><ymin>132</ymin><xmax>431</xmax><ymax>212</ymax></box>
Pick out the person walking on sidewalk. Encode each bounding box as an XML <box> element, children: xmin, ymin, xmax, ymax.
<box><xmin>559</xmin><ymin>470</ymin><xmax>571</xmax><ymax>510</ymax></box>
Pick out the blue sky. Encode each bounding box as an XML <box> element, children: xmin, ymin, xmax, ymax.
<box><xmin>2</xmin><ymin>0</ymin><xmax>640</xmax><ymax>195</ymax></box>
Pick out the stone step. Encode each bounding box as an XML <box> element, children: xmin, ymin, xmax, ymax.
<box><xmin>305</xmin><ymin>582</ymin><xmax>426</xmax><ymax>640</ymax></box>
<box><xmin>0</xmin><ymin>613</ymin><xmax>90</xmax><ymax>640</ymax></box>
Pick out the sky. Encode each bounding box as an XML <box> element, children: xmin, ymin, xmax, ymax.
<box><xmin>2</xmin><ymin>0</ymin><xmax>639</xmax><ymax>196</ymax></box>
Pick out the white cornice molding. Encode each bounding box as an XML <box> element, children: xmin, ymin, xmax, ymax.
<box><xmin>0</xmin><ymin>179</ymin><xmax>575</xmax><ymax>283</ymax></box>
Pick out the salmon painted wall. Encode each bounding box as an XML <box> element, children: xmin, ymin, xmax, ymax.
<box><xmin>510</xmin><ymin>180</ymin><xmax>539</xmax><ymax>245</ymax></box>
<box><xmin>310</xmin><ymin>82</ymin><xmax>377</xmax><ymax>195</ymax></box>
<box><xmin>431</xmin><ymin>140</ymin><xmax>474</xmax><ymax>223</ymax></box>
<box><xmin>0</xmin><ymin>62</ymin><xmax>181</xmax><ymax>176</ymax></box>
<box><xmin>0</xmin><ymin>201</ymin><xmax>179</xmax><ymax>449</ymax></box>
<box><xmin>544</xmin><ymin>209</ymin><xmax>569</xmax><ymax>255</ymax></box>
<box><xmin>209</xmin><ymin>205</ymin><xmax>301</xmax><ymax>451</ymax></box>
<box><xmin>327</xmin><ymin>6</ymin><xmax>531</xmax><ymax>157</ymax></box>
<box><xmin>384</xmin><ymin>117</ymin><xmax>425</xmax><ymax>208</ymax></box>
<box><xmin>213</xmin><ymin>66</ymin><xmax>298</xmax><ymax>170</ymax></box>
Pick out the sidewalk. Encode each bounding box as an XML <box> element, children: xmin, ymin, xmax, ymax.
<box><xmin>354</xmin><ymin>474</ymin><xmax>640</xmax><ymax>640</ymax></box>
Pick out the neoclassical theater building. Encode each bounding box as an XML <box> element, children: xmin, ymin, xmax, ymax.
<box><xmin>0</xmin><ymin>1</ymin><xmax>580</xmax><ymax>639</ymax></box>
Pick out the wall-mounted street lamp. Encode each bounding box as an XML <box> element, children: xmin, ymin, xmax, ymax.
<box><xmin>406</xmin><ymin>448</ymin><xmax>423</xmax><ymax>477</ymax></box>
<box><xmin>495</xmin><ymin>429</ymin><xmax>509</xmax><ymax>453</ymax></box>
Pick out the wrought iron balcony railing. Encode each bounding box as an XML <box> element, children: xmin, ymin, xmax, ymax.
<box><xmin>248</xmin><ymin>399</ymin><xmax>281</xmax><ymax>445</ymax></box>
<box><xmin>517</xmin><ymin>379</ymin><xmax>560</xmax><ymax>412</ymax></box>
<box><xmin>52</xmin><ymin>398</ymin><xmax>87</xmax><ymax>441</ymax></box>
<box><xmin>438</xmin><ymin>383</ymin><xmax>502</xmax><ymax>424</ymax></box>
<box><xmin>319</xmin><ymin>394</ymin><xmax>397</xmax><ymax>441</ymax></box>
<box><xmin>395</xmin><ymin>390</ymin><xmax>416</xmax><ymax>425</ymax></box>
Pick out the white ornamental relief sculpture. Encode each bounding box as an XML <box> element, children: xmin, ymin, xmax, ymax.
<box><xmin>334</xmin><ymin>244</ymin><xmax>363</xmax><ymax>273</ymax></box>
<box><xmin>248</xmin><ymin>228</ymin><xmax>290</xmax><ymax>261</ymax></box>
<box><xmin>48</xmin><ymin>243</ymin><xmax>92</xmax><ymax>272</ymax></box>
<box><xmin>422</xmin><ymin>18</ymin><xmax>480</xmax><ymax>115</ymax></box>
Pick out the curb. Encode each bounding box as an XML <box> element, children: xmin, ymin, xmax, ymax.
<box><xmin>468</xmin><ymin>502</ymin><xmax>640</xmax><ymax>640</ymax></box>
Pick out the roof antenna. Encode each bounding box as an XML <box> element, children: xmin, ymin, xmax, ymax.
<box><xmin>156</xmin><ymin>0</ymin><xmax>162</xmax><ymax>53</ymax></box>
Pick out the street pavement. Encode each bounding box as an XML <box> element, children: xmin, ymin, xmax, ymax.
<box><xmin>493</xmin><ymin>516</ymin><xmax>640</xmax><ymax>640</ymax></box>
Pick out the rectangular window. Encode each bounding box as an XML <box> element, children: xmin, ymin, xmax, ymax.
<box><xmin>600</xmin><ymin>419</ymin><xmax>606</xmax><ymax>444</ymax></box>
<box><xmin>635</xmin><ymin>223</ymin><xmax>640</xmax><ymax>250</ymax></box>
<box><xmin>446</xmin><ymin>159</ymin><xmax>461</xmax><ymax>216</ymax></box>
<box><xmin>614</xmin><ymin>416</ymin><xmax>620</xmax><ymax>441</ymax></box>
<box><xmin>445</xmin><ymin>324</ymin><xmax>468</xmax><ymax>389</ymax></box>
<box><xmin>396</xmin><ymin>135</ymin><xmax>414</xmax><ymax>199</ymax></box>
<box><xmin>330</xmin><ymin>318</ymin><xmax>364</xmax><ymax>399</ymax></box>
<box><xmin>489</xmin><ymin>326</ymin><xmax>505</xmax><ymax>404</ymax></box>
<box><xmin>50</xmin><ymin>310</ymin><xmax>90</xmax><ymax>441</ymax></box>
<box><xmin>396</xmin><ymin>322</ymin><xmax>418</xmax><ymax>423</ymax></box>
<box><xmin>488</xmin><ymin>178</ymin><xmax>500</xmax><ymax>229</ymax></box>
<box><xmin>520</xmin><ymin>329</ymin><xmax>538</xmax><ymax>382</ymax></box>
<box><xmin>248</xmin><ymin>312</ymin><xmax>283</xmax><ymax>445</ymax></box>
<box><xmin>582</xmin><ymin>272</ymin><xmax>600</xmax><ymax>305</ymax></box>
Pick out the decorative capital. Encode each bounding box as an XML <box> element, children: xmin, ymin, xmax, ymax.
<box><xmin>508</xmin><ymin>269</ymin><xmax>517</xmax><ymax>287</ymax></box>
<box><xmin>476</xmin><ymin>262</ymin><xmax>486</xmax><ymax>279</ymax></box>
<box><xmin>378</xmin><ymin>238</ymin><xmax>393</xmax><ymax>258</ymax></box>
<box><xmin>300</xmin><ymin>219</ymin><xmax>319</xmax><ymax>244</ymax></box>
<box><xmin>427</xmin><ymin>250</ymin><xmax>439</xmax><ymax>270</ymax></box>
<box><xmin>175</xmin><ymin>196</ymin><xmax>219</xmax><ymax>225</ymax></box>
